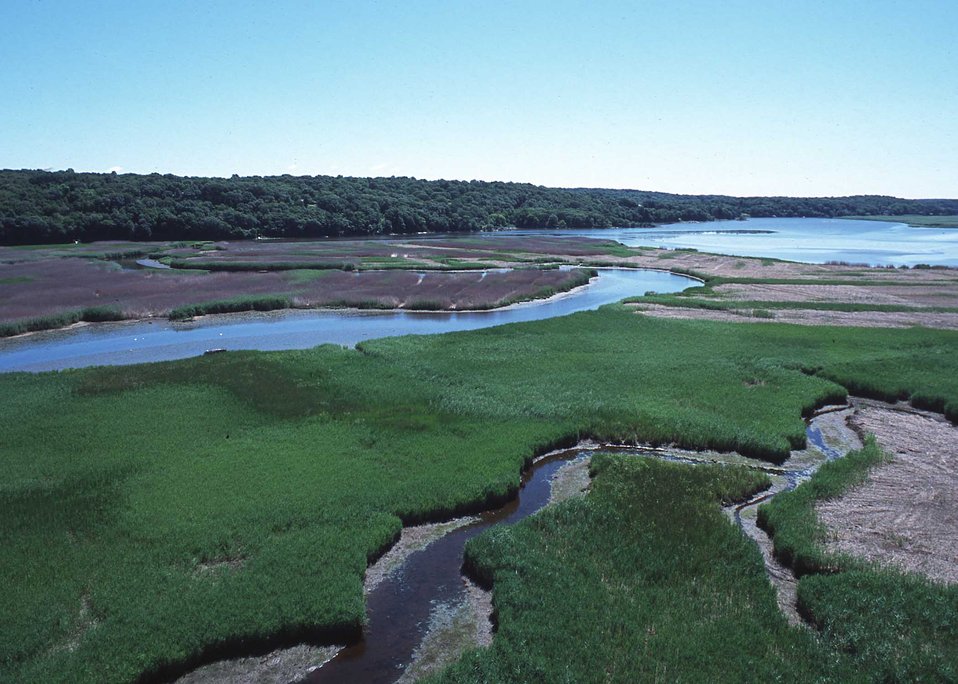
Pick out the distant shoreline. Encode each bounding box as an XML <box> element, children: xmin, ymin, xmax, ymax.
<box><xmin>841</xmin><ymin>214</ymin><xmax>958</xmax><ymax>229</ymax></box>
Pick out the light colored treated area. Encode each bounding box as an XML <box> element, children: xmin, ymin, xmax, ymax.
<box><xmin>622</xmin><ymin>249</ymin><xmax>958</xmax><ymax>330</ymax></box>
<box><xmin>631</xmin><ymin>303</ymin><xmax>958</xmax><ymax>329</ymax></box>
<box><xmin>817</xmin><ymin>400</ymin><xmax>958</xmax><ymax>585</ymax></box>
<box><xmin>713</xmin><ymin>282</ymin><xmax>958</xmax><ymax>307</ymax></box>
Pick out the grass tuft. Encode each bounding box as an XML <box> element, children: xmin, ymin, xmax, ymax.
<box><xmin>168</xmin><ymin>295</ymin><xmax>293</xmax><ymax>320</ymax></box>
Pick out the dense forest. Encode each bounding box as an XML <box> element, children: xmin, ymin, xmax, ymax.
<box><xmin>2</xmin><ymin>168</ymin><xmax>957</xmax><ymax>244</ymax></box>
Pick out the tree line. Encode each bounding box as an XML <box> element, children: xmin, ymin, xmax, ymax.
<box><xmin>2</xmin><ymin>168</ymin><xmax>956</xmax><ymax>244</ymax></box>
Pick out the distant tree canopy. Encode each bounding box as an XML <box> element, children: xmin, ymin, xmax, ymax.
<box><xmin>2</xmin><ymin>169</ymin><xmax>956</xmax><ymax>245</ymax></box>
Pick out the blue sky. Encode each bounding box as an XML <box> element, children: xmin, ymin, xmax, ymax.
<box><xmin>1</xmin><ymin>1</ymin><xmax>956</xmax><ymax>197</ymax></box>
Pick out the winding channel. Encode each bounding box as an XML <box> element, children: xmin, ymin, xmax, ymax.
<box><xmin>0</xmin><ymin>268</ymin><xmax>694</xmax><ymax>372</ymax></box>
<box><xmin>304</xmin><ymin>453</ymin><xmax>575</xmax><ymax>683</ymax></box>
<box><xmin>286</xmin><ymin>406</ymin><xmax>858</xmax><ymax>682</ymax></box>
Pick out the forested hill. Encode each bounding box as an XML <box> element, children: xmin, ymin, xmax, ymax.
<box><xmin>2</xmin><ymin>169</ymin><xmax>957</xmax><ymax>244</ymax></box>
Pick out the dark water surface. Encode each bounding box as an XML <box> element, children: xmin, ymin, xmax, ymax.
<box><xmin>497</xmin><ymin>217</ymin><xmax>958</xmax><ymax>267</ymax></box>
<box><xmin>0</xmin><ymin>268</ymin><xmax>692</xmax><ymax>372</ymax></box>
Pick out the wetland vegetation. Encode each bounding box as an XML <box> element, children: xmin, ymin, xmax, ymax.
<box><xmin>758</xmin><ymin>440</ymin><xmax>958</xmax><ymax>680</ymax></box>
<box><xmin>3</xmin><ymin>296</ymin><xmax>958</xmax><ymax>681</ymax></box>
<box><xmin>6</xmin><ymin>2</ymin><xmax>957</xmax><ymax>681</ymax></box>
<box><xmin>0</xmin><ymin>236</ymin><xmax>618</xmax><ymax>337</ymax></box>
<box><xmin>2</xmin><ymin>237</ymin><xmax>957</xmax><ymax>682</ymax></box>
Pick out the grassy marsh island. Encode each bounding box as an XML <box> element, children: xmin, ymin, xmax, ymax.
<box><xmin>0</xmin><ymin>236</ymin><xmax>632</xmax><ymax>337</ymax></box>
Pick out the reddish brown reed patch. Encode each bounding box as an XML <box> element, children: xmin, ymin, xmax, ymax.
<box><xmin>0</xmin><ymin>258</ymin><xmax>590</xmax><ymax>326</ymax></box>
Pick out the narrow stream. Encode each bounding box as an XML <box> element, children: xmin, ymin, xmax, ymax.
<box><xmin>299</xmin><ymin>406</ymin><xmax>861</xmax><ymax>682</ymax></box>
<box><xmin>304</xmin><ymin>453</ymin><xmax>573</xmax><ymax>683</ymax></box>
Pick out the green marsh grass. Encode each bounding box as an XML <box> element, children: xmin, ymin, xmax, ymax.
<box><xmin>757</xmin><ymin>439</ymin><xmax>885</xmax><ymax>575</ymax></box>
<box><xmin>168</xmin><ymin>259</ymin><xmax>357</xmax><ymax>272</ymax></box>
<box><xmin>627</xmin><ymin>294</ymin><xmax>958</xmax><ymax>315</ymax></box>
<box><xmin>435</xmin><ymin>258</ymin><xmax>503</xmax><ymax>270</ymax></box>
<box><xmin>4</xmin><ymin>310</ymin><xmax>958</xmax><ymax>680</ymax></box>
<box><xmin>0</xmin><ymin>306</ymin><xmax>125</xmax><ymax>337</ymax></box>
<box><xmin>284</xmin><ymin>269</ymin><xmax>334</xmax><ymax>285</ymax></box>
<box><xmin>433</xmin><ymin>456</ymin><xmax>854</xmax><ymax>683</ymax></box>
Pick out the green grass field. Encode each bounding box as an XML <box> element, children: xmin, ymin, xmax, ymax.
<box><xmin>629</xmin><ymin>294</ymin><xmax>958</xmax><ymax>315</ymax></box>
<box><xmin>0</xmin><ymin>306</ymin><xmax>126</xmax><ymax>337</ymax></box>
<box><xmin>3</xmin><ymin>308</ymin><xmax>958</xmax><ymax>681</ymax></box>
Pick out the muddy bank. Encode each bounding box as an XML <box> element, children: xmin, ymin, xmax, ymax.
<box><xmin>547</xmin><ymin>454</ymin><xmax>592</xmax><ymax>505</ymax></box>
<box><xmin>364</xmin><ymin>517</ymin><xmax>479</xmax><ymax>593</ymax></box>
<box><xmin>726</xmin><ymin>406</ymin><xmax>862</xmax><ymax>625</ymax></box>
<box><xmin>395</xmin><ymin>577</ymin><xmax>493</xmax><ymax>684</ymax></box>
<box><xmin>816</xmin><ymin>399</ymin><xmax>958</xmax><ymax>585</ymax></box>
<box><xmin>174</xmin><ymin>645</ymin><xmax>341</xmax><ymax>684</ymax></box>
<box><xmin>395</xmin><ymin>454</ymin><xmax>594</xmax><ymax>682</ymax></box>
<box><xmin>171</xmin><ymin>517</ymin><xmax>484</xmax><ymax>684</ymax></box>
<box><xmin>301</xmin><ymin>452</ymin><xmax>580</xmax><ymax>684</ymax></box>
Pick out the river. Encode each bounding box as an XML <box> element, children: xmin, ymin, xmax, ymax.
<box><xmin>0</xmin><ymin>268</ymin><xmax>693</xmax><ymax>372</ymax></box>
<box><xmin>299</xmin><ymin>406</ymin><xmax>856</xmax><ymax>682</ymax></box>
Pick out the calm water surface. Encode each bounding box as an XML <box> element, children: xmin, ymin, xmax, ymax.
<box><xmin>0</xmin><ymin>268</ymin><xmax>692</xmax><ymax>372</ymax></box>
<box><xmin>497</xmin><ymin>217</ymin><xmax>958</xmax><ymax>267</ymax></box>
